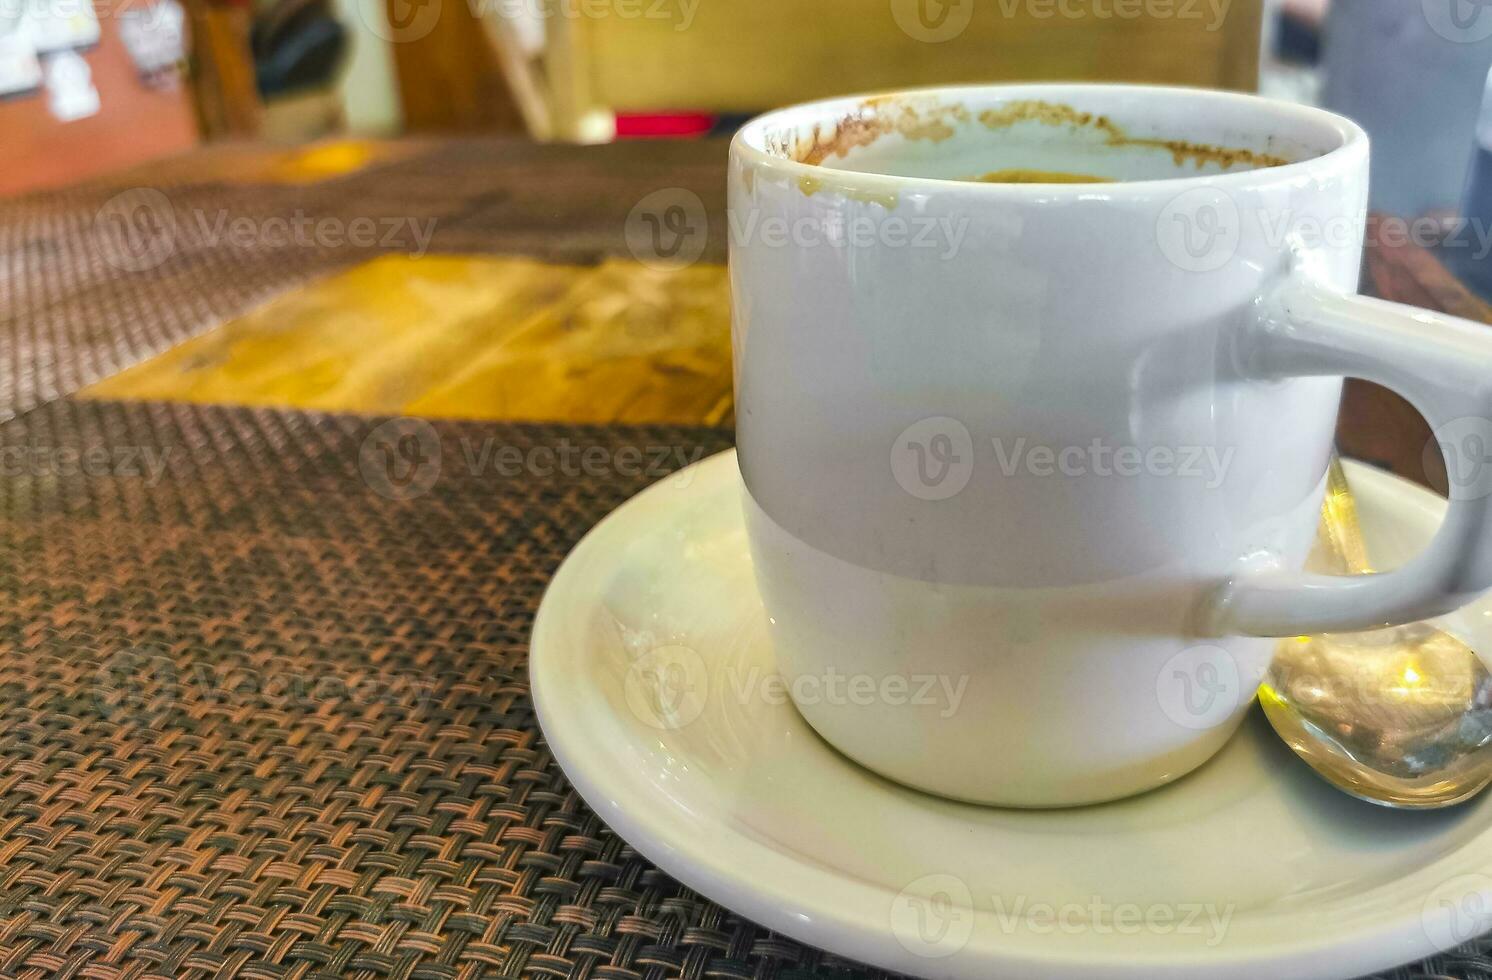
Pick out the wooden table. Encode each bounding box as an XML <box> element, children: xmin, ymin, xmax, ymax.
<box><xmin>57</xmin><ymin>138</ymin><xmax>732</xmax><ymax>427</ymax></box>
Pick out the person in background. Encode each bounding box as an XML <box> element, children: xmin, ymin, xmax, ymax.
<box><xmin>1284</xmin><ymin>0</ymin><xmax>1328</xmax><ymax>26</ymax></box>
<box><xmin>1259</xmin><ymin>0</ymin><xmax>1326</xmax><ymax>105</ymax></box>
<box><xmin>1279</xmin><ymin>0</ymin><xmax>1327</xmax><ymax>62</ymax></box>
<box><xmin>1321</xmin><ymin>0</ymin><xmax>1492</xmax><ymax>218</ymax></box>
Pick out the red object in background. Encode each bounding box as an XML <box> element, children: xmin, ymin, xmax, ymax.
<box><xmin>614</xmin><ymin>112</ymin><xmax>714</xmax><ymax>139</ymax></box>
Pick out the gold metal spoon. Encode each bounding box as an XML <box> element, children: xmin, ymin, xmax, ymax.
<box><xmin>1260</xmin><ymin>456</ymin><xmax>1492</xmax><ymax>809</ymax></box>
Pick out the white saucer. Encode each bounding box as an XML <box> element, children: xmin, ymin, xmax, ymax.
<box><xmin>530</xmin><ymin>451</ymin><xmax>1492</xmax><ymax>980</ymax></box>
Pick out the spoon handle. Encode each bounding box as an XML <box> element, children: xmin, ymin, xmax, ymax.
<box><xmin>1320</xmin><ymin>454</ymin><xmax>1373</xmax><ymax>576</ymax></box>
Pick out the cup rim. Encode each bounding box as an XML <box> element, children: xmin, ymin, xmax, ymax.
<box><xmin>730</xmin><ymin>82</ymin><xmax>1369</xmax><ymax>197</ymax></box>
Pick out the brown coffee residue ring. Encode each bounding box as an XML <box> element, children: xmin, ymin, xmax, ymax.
<box><xmin>786</xmin><ymin>97</ymin><xmax>1291</xmax><ymax>173</ymax></box>
<box><xmin>791</xmin><ymin>98</ymin><xmax>969</xmax><ymax>167</ymax></box>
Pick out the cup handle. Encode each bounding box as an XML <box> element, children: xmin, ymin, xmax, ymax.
<box><xmin>1211</xmin><ymin>274</ymin><xmax>1492</xmax><ymax>637</ymax></box>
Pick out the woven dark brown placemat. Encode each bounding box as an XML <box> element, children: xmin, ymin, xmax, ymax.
<box><xmin>0</xmin><ymin>397</ymin><xmax>896</xmax><ymax>980</ymax></box>
<box><xmin>0</xmin><ymin>397</ymin><xmax>1484</xmax><ymax>980</ymax></box>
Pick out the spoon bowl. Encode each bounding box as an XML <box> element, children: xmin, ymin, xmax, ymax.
<box><xmin>1261</xmin><ymin>457</ymin><xmax>1492</xmax><ymax>809</ymax></box>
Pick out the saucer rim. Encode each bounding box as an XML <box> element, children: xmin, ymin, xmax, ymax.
<box><xmin>531</xmin><ymin>450</ymin><xmax>1488</xmax><ymax>980</ymax></box>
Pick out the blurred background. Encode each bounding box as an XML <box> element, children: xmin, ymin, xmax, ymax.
<box><xmin>6</xmin><ymin>0</ymin><xmax>1492</xmax><ymax>236</ymax></box>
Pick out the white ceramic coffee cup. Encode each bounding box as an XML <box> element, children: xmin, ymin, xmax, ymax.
<box><xmin>728</xmin><ymin>83</ymin><xmax>1492</xmax><ymax>807</ymax></box>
